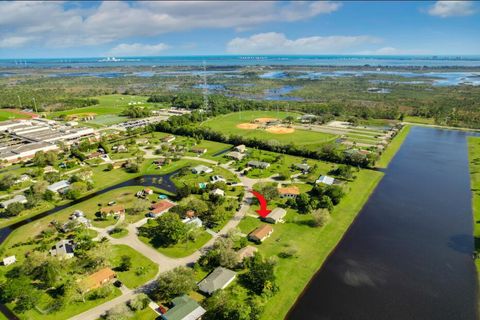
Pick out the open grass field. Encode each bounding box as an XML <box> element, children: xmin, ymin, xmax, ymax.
<box><xmin>404</xmin><ymin>116</ymin><xmax>435</xmax><ymax>125</ymax></box>
<box><xmin>109</xmin><ymin>244</ymin><xmax>158</xmax><ymax>288</ymax></box>
<box><xmin>139</xmin><ymin>226</ymin><xmax>212</xmax><ymax>258</ymax></box>
<box><xmin>237</xmin><ymin>169</ymin><xmax>384</xmax><ymax>320</ymax></box>
<box><xmin>48</xmin><ymin>94</ymin><xmax>164</xmax><ymax>120</ymax></box>
<box><xmin>200</xmin><ymin>111</ymin><xmax>336</xmax><ymax>148</ymax></box>
<box><xmin>467</xmin><ymin>137</ymin><xmax>480</xmax><ymax>279</ymax></box>
<box><xmin>376</xmin><ymin>125</ymin><xmax>411</xmax><ymax>168</ymax></box>
<box><xmin>0</xmin><ymin>109</ymin><xmax>34</xmax><ymax>121</ymax></box>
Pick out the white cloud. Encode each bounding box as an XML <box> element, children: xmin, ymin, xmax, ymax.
<box><xmin>226</xmin><ymin>32</ymin><xmax>380</xmax><ymax>54</ymax></box>
<box><xmin>358</xmin><ymin>47</ymin><xmax>430</xmax><ymax>55</ymax></box>
<box><xmin>428</xmin><ymin>1</ymin><xmax>476</xmax><ymax>17</ymax></box>
<box><xmin>0</xmin><ymin>1</ymin><xmax>341</xmax><ymax>49</ymax></box>
<box><xmin>0</xmin><ymin>36</ymin><xmax>34</xmax><ymax>48</ymax></box>
<box><xmin>108</xmin><ymin>43</ymin><xmax>170</xmax><ymax>56</ymax></box>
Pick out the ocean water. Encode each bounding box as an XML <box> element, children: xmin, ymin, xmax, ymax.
<box><xmin>1</xmin><ymin>55</ymin><xmax>480</xmax><ymax>68</ymax></box>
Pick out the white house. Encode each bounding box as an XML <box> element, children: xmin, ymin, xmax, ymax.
<box><xmin>211</xmin><ymin>188</ymin><xmax>225</xmax><ymax>197</ymax></box>
<box><xmin>0</xmin><ymin>195</ymin><xmax>28</xmax><ymax>209</ymax></box>
<box><xmin>2</xmin><ymin>256</ymin><xmax>16</xmax><ymax>266</ymax></box>
<box><xmin>47</xmin><ymin>180</ymin><xmax>71</xmax><ymax>193</ymax></box>
<box><xmin>316</xmin><ymin>175</ymin><xmax>335</xmax><ymax>185</ymax></box>
<box><xmin>191</xmin><ymin>165</ymin><xmax>213</xmax><ymax>174</ymax></box>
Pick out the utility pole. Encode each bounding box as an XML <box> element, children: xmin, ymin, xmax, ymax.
<box><xmin>32</xmin><ymin>98</ymin><xmax>38</xmax><ymax>113</ymax></box>
<box><xmin>17</xmin><ymin>95</ymin><xmax>22</xmax><ymax>109</ymax></box>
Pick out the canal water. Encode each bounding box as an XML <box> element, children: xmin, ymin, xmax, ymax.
<box><xmin>288</xmin><ymin>126</ymin><xmax>479</xmax><ymax>320</ymax></box>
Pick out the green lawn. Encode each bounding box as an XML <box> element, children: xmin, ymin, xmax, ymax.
<box><xmin>200</xmin><ymin>111</ymin><xmax>336</xmax><ymax>148</ymax></box>
<box><xmin>8</xmin><ymin>287</ymin><xmax>121</xmax><ymax>320</ymax></box>
<box><xmin>127</xmin><ymin>307</ymin><xmax>158</xmax><ymax>319</ymax></box>
<box><xmin>48</xmin><ymin>94</ymin><xmax>163</xmax><ymax>120</ymax></box>
<box><xmin>376</xmin><ymin>125</ymin><xmax>411</xmax><ymax>168</ymax></box>
<box><xmin>139</xmin><ymin>230</ymin><xmax>212</xmax><ymax>258</ymax></box>
<box><xmin>109</xmin><ymin>245</ymin><xmax>158</xmax><ymax>288</ymax></box>
<box><xmin>404</xmin><ymin>116</ymin><xmax>435</xmax><ymax>125</ymax></box>
<box><xmin>237</xmin><ymin>169</ymin><xmax>384</xmax><ymax>320</ymax></box>
<box><xmin>0</xmin><ymin>109</ymin><xmax>32</xmax><ymax>121</ymax></box>
<box><xmin>467</xmin><ymin>137</ymin><xmax>480</xmax><ymax>279</ymax></box>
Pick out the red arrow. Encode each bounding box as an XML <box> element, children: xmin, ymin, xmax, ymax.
<box><xmin>251</xmin><ymin>190</ymin><xmax>271</xmax><ymax>218</ymax></box>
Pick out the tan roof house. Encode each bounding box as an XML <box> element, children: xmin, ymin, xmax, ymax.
<box><xmin>278</xmin><ymin>186</ymin><xmax>300</xmax><ymax>199</ymax></box>
<box><xmin>81</xmin><ymin>268</ymin><xmax>116</xmax><ymax>292</ymax></box>
<box><xmin>100</xmin><ymin>204</ymin><xmax>125</xmax><ymax>216</ymax></box>
<box><xmin>248</xmin><ymin>224</ymin><xmax>273</xmax><ymax>243</ymax></box>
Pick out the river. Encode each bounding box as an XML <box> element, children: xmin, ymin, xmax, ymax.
<box><xmin>287</xmin><ymin>126</ymin><xmax>479</xmax><ymax>320</ymax></box>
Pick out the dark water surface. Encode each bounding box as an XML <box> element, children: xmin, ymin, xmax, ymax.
<box><xmin>288</xmin><ymin>126</ymin><xmax>478</xmax><ymax>320</ymax></box>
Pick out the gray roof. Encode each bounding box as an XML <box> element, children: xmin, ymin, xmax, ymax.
<box><xmin>248</xmin><ymin>160</ymin><xmax>270</xmax><ymax>168</ymax></box>
<box><xmin>51</xmin><ymin>239</ymin><xmax>74</xmax><ymax>257</ymax></box>
<box><xmin>0</xmin><ymin>195</ymin><xmax>27</xmax><ymax>208</ymax></box>
<box><xmin>161</xmin><ymin>295</ymin><xmax>206</xmax><ymax>320</ymax></box>
<box><xmin>198</xmin><ymin>267</ymin><xmax>236</xmax><ymax>295</ymax></box>
<box><xmin>47</xmin><ymin>180</ymin><xmax>71</xmax><ymax>193</ymax></box>
<box><xmin>295</xmin><ymin>163</ymin><xmax>310</xmax><ymax>171</ymax></box>
<box><xmin>265</xmin><ymin>207</ymin><xmax>287</xmax><ymax>222</ymax></box>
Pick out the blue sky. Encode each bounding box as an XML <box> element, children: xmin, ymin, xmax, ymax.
<box><xmin>0</xmin><ymin>1</ymin><xmax>478</xmax><ymax>58</ymax></box>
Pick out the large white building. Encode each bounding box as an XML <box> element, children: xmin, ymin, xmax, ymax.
<box><xmin>0</xmin><ymin>119</ymin><xmax>96</xmax><ymax>164</ymax></box>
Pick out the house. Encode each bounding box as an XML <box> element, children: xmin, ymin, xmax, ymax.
<box><xmin>191</xmin><ymin>147</ymin><xmax>207</xmax><ymax>155</ymax></box>
<box><xmin>236</xmin><ymin>245</ymin><xmax>258</xmax><ymax>262</ymax></box>
<box><xmin>278</xmin><ymin>186</ymin><xmax>300</xmax><ymax>199</ymax></box>
<box><xmin>161</xmin><ymin>135</ymin><xmax>176</xmax><ymax>143</ymax></box>
<box><xmin>234</xmin><ymin>144</ymin><xmax>246</xmax><ymax>153</ymax></box>
<box><xmin>294</xmin><ymin>163</ymin><xmax>311</xmax><ymax>173</ymax></box>
<box><xmin>50</xmin><ymin>239</ymin><xmax>75</xmax><ymax>259</ymax></box>
<box><xmin>191</xmin><ymin>165</ymin><xmax>213</xmax><ymax>174</ymax></box>
<box><xmin>148</xmin><ymin>200</ymin><xmax>176</xmax><ymax>218</ymax></box>
<box><xmin>210</xmin><ymin>175</ymin><xmax>226</xmax><ymax>183</ymax></box>
<box><xmin>160</xmin><ymin>295</ymin><xmax>206</xmax><ymax>320</ymax></box>
<box><xmin>44</xmin><ymin>166</ymin><xmax>59</xmax><ymax>174</ymax></box>
<box><xmin>0</xmin><ymin>195</ymin><xmax>28</xmax><ymax>208</ymax></box>
<box><xmin>116</xmin><ymin>145</ymin><xmax>127</xmax><ymax>153</ymax></box>
<box><xmin>80</xmin><ymin>268</ymin><xmax>116</xmax><ymax>292</ymax></box>
<box><xmin>47</xmin><ymin>180</ymin><xmax>71</xmax><ymax>194</ymax></box>
<box><xmin>262</xmin><ymin>208</ymin><xmax>287</xmax><ymax>224</ymax></box>
<box><xmin>211</xmin><ymin>188</ymin><xmax>225</xmax><ymax>197</ymax></box>
<box><xmin>154</xmin><ymin>158</ymin><xmax>171</xmax><ymax>167</ymax></box>
<box><xmin>316</xmin><ymin>175</ymin><xmax>335</xmax><ymax>185</ymax></box>
<box><xmin>2</xmin><ymin>256</ymin><xmax>16</xmax><ymax>266</ymax></box>
<box><xmin>113</xmin><ymin>161</ymin><xmax>127</xmax><ymax>169</ymax></box>
<box><xmin>226</xmin><ymin>151</ymin><xmax>245</xmax><ymax>161</ymax></box>
<box><xmin>87</xmin><ymin>151</ymin><xmax>102</xmax><ymax>159</ymax></box>
<box><xmin>136</xmin><ymin>138</ymin><xmax>149</xmax><ymax>145</ymax></box>
<box><xmin>248</xmin><ymin>224</ymin><xmax>274</xmax><ymax>243</ymax></box>
<box><xmin>300</xmin><ymin>114</ymin><xmax>317</xmax><ymax>123</ymax></box>
<box><xmin>100</xmin><ymin>204</ymin><xmax>125</xmax><ymax>216</ymax></box>
<box><xmin>248</xmin><ymin>160</ymin><xmax>270</xmax><ymax>169</ymax></box>
<box><xmin>198</xmin><ymin>267</ymin><xmax>237</xmax><ymax>295</ymax></box>
<box><xmin>144</xmin><ymin>188</ymin><xmax>154</xmax><ymax>195</ymax></box>
<box><xmin>182</xmin><ymin>217</ymin><xmax>203</xmax><ymax>228</ymax></box>
<box><xmin>14</xmin><ymin>174</ymin><xmax>30</xmax><ymax>184</ymax></box>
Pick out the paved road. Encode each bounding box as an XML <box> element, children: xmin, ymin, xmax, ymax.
<box><xmin>69</xmin><ymin>157</ymin><xmax>253</xmax><ymax>320</ymax></box>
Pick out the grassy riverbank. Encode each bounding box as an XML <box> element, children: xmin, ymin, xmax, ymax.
<box><xmin>467</xmin><ymin>137</ymin><xmax>480</xmax><ymax>276</ymax></box>
<box><xmin>376</xmin><ymin>125</ymin><xmax>411</xmax><ymax>168</ymax></box>
<box><xmin>257</xmin><ymin>169</ymin><xmax>384</xmax><ymax>320</ymax></box>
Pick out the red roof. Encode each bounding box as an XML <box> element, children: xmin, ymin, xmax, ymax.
<box><xmin>150</xmin><ymin>200</ymin><xmax>175</xmax><ymax>214</ymax></box>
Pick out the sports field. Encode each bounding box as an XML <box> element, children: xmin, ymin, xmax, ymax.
<box><xmin>0</xmin><ymin>109</ymin><xmax>36</xmax><ymax>121</ymax></box>
<box><xmin>200</xmin><ymin>111</ymin><xmax>336</xmax><ymax>148</ymax></box>
<box><xmin>48</xmin><ymin>94</ymin><xmax>164</xmax><ymax>119</ymax></box>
